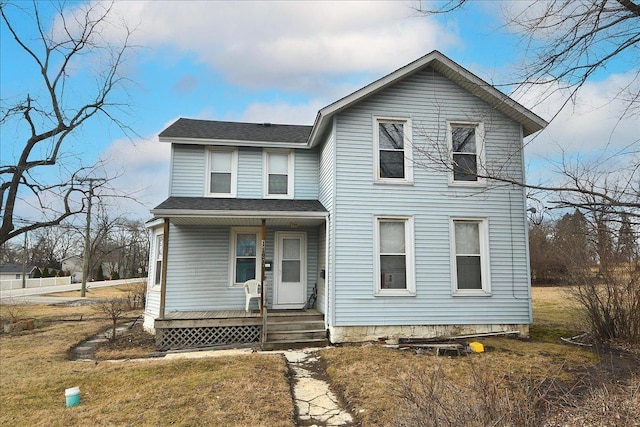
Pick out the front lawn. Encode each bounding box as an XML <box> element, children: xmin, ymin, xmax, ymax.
<box><xmin>0</xmin><ymin>299</ymin><xmax>294</xmax><ymax>427</ymax></box>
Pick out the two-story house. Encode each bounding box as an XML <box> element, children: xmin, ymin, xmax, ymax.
<box><xmin>144</xmin><ymin>51</ymin><xmax>547</xmax><ymax>351</ymax></box>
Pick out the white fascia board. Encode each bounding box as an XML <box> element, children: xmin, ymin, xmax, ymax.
<box><xmin>308</xmin><ymin>50</ymin><xmax>548</xmax><ymax>146</ymax></box>
<box><xmin>145</xmin><ymin>217</ymin><xmax>164</xmax><ymax>229</ymax></box>
<box><xmin>158</xmin><ymin>136</ymin><xmax>308</xmax><ymax>150</ymax></box>
<box><xmin>308</xmin><ymin>51</ymin><xmax>443</xmax><ymax>147</ymax></box>
<box><xmin>150</xmin><ymin>209</ymin><xmax>328</xmax><ymax>219</ymax></box>
<box><xmin>431</xmin><ymin>57</ymin><xmax>548</xmax><ymax>136</ymax></box>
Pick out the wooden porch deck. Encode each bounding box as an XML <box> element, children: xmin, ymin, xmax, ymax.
<box><xmin>154</xmin><ymin>309</ymin><xmax>325</xmax><ymax>350</ymax></box>
<box><xmin>161</xmin><ymin>309</ymin><xmax>322</xmax><ymax>320</ymax></box>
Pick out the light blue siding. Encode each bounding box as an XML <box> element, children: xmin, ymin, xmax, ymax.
<box><xmin>164</xmin><ymin>223</ymin><xmax>319</xmax><ymax>312</ymax></box>
<box><xmin>294</xmin><ymin>149</ymin><xmax>320</xmax><ymax>199</ymax></box>
<box><xmin>318</xmin><ymin>131</ymin><xmax>335</xmax><ymax>322</ymax></box>
<box><xmin>237</xmin><ymin>148</ymin><xmax>263</xmax><ymax>198</ymax></box>
<box><xmin>331</xmin><ymin>67</ymin><xmax>530</xmax><ymax>327</ymax></box>
<box><xmin>168</xmin><ymin>145</ymin><xmax>319</xmax><ymax>200</ymax></box>
<box><xmin>170</xmin><ymin>145</ymin><xmax>204</xmax><ymax>197</ymax></box>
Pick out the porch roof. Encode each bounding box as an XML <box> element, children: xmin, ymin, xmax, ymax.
<box><xmin>151</xmin><ymin>197</ymin><xmax>328</xmax><ymax>226</ymax></box>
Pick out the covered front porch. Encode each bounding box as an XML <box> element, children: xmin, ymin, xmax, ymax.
<box><xmin>146</xmin><ymin>197</ymin><xmax>329</xmax><ymax>350</ymax></box>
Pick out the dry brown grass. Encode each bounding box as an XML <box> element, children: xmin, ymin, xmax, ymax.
<box><xmin>0</xmin><ymin>292</ymin><xmax>294</xmax><ymax>426</ymax></box>
<box><xmin>48</xmin><ymin>283</ymin><xmax>145</xmax><ymax>299</ymax></box>
<box><xmin>531</xmin><ymin>286</ymin><xmax>584</xmax><ymax>342</ymax></box>
<box><xmin>3</xmin><ymin>285</ymin><xmax>637</xmax><ymax>426</ymax></box>
<box><xmin>320</xmin><ymin>339</ymin><xmax>598</xmax><ymax>427</ymax></box>
<box><xmin>319</xmin><ymin>286</ymin><xmax>639</xmax><ymax>426</ymax></box>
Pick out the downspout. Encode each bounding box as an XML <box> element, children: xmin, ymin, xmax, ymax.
<box><xmin>159</xmin><ymin>218</ymin><xmax>169</xmax><ymax>319</ymax></box>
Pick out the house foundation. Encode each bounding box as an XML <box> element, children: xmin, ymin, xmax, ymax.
<box><xmin>328</xmin><ymin>323</ymin><xmax>529</xmax><ymax>344</ymax></box>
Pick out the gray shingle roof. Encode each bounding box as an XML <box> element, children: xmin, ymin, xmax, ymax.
<box><xmin>152</xmin><ymin>197</ymin><xmax>327</xmax><ymax>213</ymax></box>
<box><xmin>159</xmin><ymin>118</ymin><xmax>312</xmax><ymax>144</ymax></box>
<box><xmin>0</xmin><ymin>263</ymin><xmax>36</xmax><ymax>274</ymax></box>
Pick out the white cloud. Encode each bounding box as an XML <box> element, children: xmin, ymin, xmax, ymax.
<box><xmin>98</xmin><ymin>136</ymin><xmax>171</xmax><ymax>219</ymax></box>
<box><xmin>108</xmin><ymin>1</ymin><xmax>457</xmax><ymax>92</ymax></box>
<box><xmin>519</xmin><ymin>72</ymin><xmax>640</xmax><ymax>161</ymax></box>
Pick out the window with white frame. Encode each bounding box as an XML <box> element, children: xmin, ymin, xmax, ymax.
<box><xmin>230</xmin><ymin>229</ymin><xmax>260</xmax><ymax>286</ymax></box>
<box><xmin>451</xmin><ymin>218</ymin><xmax>490</xmax><ymax>294</ymax></box>
<box><xmin>374</xmin><ymin>117</ymin><xmax>413</xmax><ymax>183</ymax></box>
<box><xmin>375</xmin><ymin>216</ymin><xmax>415</xmax><ymax>295</ymax></box>
<box><xmin>154</xmin><ymin>234</ymin><xmax>164</xmax><ymax>286</ymax></box>
<box><xmin>207</xmin><ymin>148</ymin><xmax>237</xmax><ymax>196</ymax></box>
<box><xmin>449</xmin><ymin>122</ymin><xmax>484</xmax><ymax>183</ymax></box>
<box><xmin>264</xmin><ymin>151</ymin><xmax>293</xmax><ymax>198</ymax></box>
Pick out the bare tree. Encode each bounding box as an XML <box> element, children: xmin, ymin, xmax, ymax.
<box><xmin>96</xmin><ymin>297</ymin><xmax>128</xmax><ymax>343</ymax></box>
<box><xmin>111</xmin><ymin>219</ymin><xmax>150</xmax><ymax>278</ymax></box>
<box><xmin>417</xmin><ymin>1</ymin><xmax>640</xmax><ymax>116</ymax></box>
<box><xmin>0</xmin><ymin>1</ymin><xmax>135</xmax><ymax>245</ymax></box>
<box><xmin>414</xmin><ymin>1</ymin><xmax>640</xmax><ymax>218</ymax></box>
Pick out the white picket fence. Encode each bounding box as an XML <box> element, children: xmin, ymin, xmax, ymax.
<box><xmin>0</xmin><ymin>276</ymin><xmax>72</xmax><ymax>291</ymax></box>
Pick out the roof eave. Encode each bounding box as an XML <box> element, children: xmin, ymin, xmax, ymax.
<box><xmin>158</xmin><ymin>136</ymin><xmax>308</xmax><ymax>149</ymax></box>
<box><xmin>150</xmin><ymin>209</ymin><xmax>329</xmax><ymax>219</ymax></box>
<box><xmin>308</xmin><ymin>50</ymin><xmax>548</xmax><ymax>146</ymax></box>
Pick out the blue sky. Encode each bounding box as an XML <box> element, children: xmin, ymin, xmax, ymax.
<box><xmin>1</xmin><ymin>1</ymin><xmax>638</xmax><ymax>224</ymax></box>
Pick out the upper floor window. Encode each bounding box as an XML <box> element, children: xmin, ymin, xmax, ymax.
<box><xmin>207</xmin><ymin>148</ymin><xmax>237</xmax><ymax>197</ymax></box>
<box><xmin>264</xmin><ymin>150</ymin><xmax>294</xmax><ymax>198</ymax></box>
<box><xmin>374</xmin><ymin>117</ymin><xmax>413</xmax><ymax>183</ymax></box>
<box><xmin>448</xmin><ymin>122</ymin><xmax>484</xmax><ymax>184</ymax></box>
<box><xmin>450</xmin><ymin>218</ymin><xmax>491</xmax><ymax>295</ymax></box>
<box><xmin>374</xmin><ymin>216</ymin><xmax>415</xmax><ymax>296</ymax></box>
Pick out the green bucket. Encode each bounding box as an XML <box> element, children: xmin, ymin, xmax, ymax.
<box><xmin>65</xmin><ymin>387</ymin><xmax>80</xmax><ymax>407</ymax></box>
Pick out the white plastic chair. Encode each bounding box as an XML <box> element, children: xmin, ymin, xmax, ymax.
<box><xmin>243</xmin><ymin>279</ymin><xmax>262</xmax><ymax>312</ymax></box>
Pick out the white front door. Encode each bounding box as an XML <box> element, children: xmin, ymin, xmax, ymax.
<box><xmin>273</xmin><ymin>232</ymin><xmax>306</xmax><ymax>309</ymax></box>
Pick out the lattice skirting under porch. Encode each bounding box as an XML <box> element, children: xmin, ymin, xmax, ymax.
<box><xmin>156</xmin><ymin>325</ymin><xmax>261</xmax><ymax>351</ymax></box>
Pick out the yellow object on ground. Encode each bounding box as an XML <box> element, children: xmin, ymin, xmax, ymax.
<box><xmin>468</xmin><ymin>342</ymin><xmax>484</xmax><ymax>353</ymax></box>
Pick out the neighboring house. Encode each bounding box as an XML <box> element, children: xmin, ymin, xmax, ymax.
<box><xmin>0</xmin><ymin>263</ymin><xmax>38</xmax><ymax>291</ymax></box>
<box><xmin>61</xmin><ymin>256</ymin><xmax>83</xmax><ymax>283</ymax></box>
<box><xmin>62</xmin><ymin>255</ymin><xmax>119</xmax><ymax>282</ymax></box>
<box><xmin>144</xmin><ymin>51</ymin><xmax>547</xmax><ymax>350</ymax></box>
<box><xmin>0</xmin><ymin>263</ymin><xmax>37</xmax><ymax>281</ymax></box>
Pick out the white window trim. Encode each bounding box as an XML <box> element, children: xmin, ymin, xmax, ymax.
<box><xmin>450</xmin><ymin>217</ymin><xmax>491</xmax><ymax>296</ymax></box>
<box><xmin>205</xmin><ymin>147</ymin><xmax>238</xmax><ymax>197</ymax></box>
<box><xmin>447</xmin><ymin>121</ymin><xmax>485</xmax><ymax>186</ymax></box>
<box><xmin>229</xmin><ymin>227</ymin><xmax>261</xmax><ymax>287</ymax></box>
<box><xmin>373</xmin><ymin>116</ymin><xmax>414</xmax><ymax>184</ymax></box>
<box><xmin>374</xmin><ymin>215</ymin><xmax>416</xmax><ymax>296</ymax></box>
<box><xmin>263</xmin><ymin>149</ymin><xmax>294</xmax><ymax>199</ymax></box>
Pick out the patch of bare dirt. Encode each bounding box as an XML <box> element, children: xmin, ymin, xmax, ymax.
<box><xmin>94</xmin><ymin>323</ymin><xmax>156</xmax><ymax>360</ymax></box>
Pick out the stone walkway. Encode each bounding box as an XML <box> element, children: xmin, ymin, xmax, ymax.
<box><xmin>70</xmin><ymin>329</ymin><xmax>355</xmax><ymax>426</ymax></box>
<box><xmin>70</xmin><ymin>323</ymin><xmax>131</xmax><ymax>361</ymax></box>
<box><xmin>284</xmin><ymin>349</ymin><xmax>355</xmax><ymax>427</ymax></box>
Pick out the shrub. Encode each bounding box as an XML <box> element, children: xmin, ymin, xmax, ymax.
<box><xmin>127</xmin><ymin>281</ymin><xmax>147</xmax><ymax>309</ymax></box>
<box><xmin>569</xmin><ymin>262</ymin><xmax>640</xmax><ymax>343</ymax></box>
<box><xmin>395</xmin><ymin>359</ymin><xmax>557</xmax><ymax>427</ymax></box>
<box><xmin>96</xmin><ymin>264</ymin><xmax>105</xmax><ymax>281</ymax></box>
<box><xmin>96</xmin><ymin>298</ymin><xmax>128</xmax><ymax>342</ymax></box>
